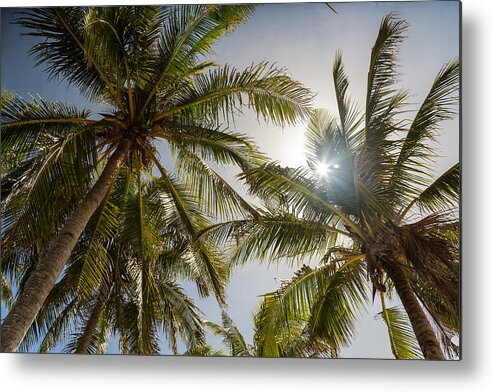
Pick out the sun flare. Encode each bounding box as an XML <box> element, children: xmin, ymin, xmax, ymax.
<box><xmin>315</xmin><ymin>162</ymin><xmax>330</xmax><ymax>177</ymax></box>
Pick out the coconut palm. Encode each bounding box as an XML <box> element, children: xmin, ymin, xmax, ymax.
<box><xmin>204</xmin><ymin>14</ymin><xmax>459</xmax><ymax>360</ymax></box>
<box><xmin>0</xmin><ymin>5</ymin><xmax>313</xmax><ymax>352</ymax></box>
<box><xmin>13</xmin><ymin>169</ymin><xmax>217</xmax><ymax>355</ymax></box>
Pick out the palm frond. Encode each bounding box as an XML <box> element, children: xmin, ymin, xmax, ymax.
<box><xmin>174</xmin><ymin>148</ymin><xmax>260</xmax><ymax>219</ymax></box>
<box><xmin>307</xmin><ymin>261</ymin><xmax>368</xmax><ymax>348</ymax></box>
<box><xmin>376</xmin><ymin>295</ymin><xmax>422</xmax><ymax>359</ymax></box>
<box><xmin>402</xmin><ymin>163</ymin><xmax>459</xmax><ymax>217</ymax></box>
<box><xmin>332</xmin><ymin>52</ymin><xmax>363</xmax><ymax>149</ymax></box>
<box><xmin>205</xmin><ymin>312</ymin><xmax>252</xmax><ymax>356</ymax></box>
<box><xmin>401</xmin><ymin>213</ymin><xmax>460</xmax><ymax>328</ymax></box>
<box><xmin>305</xmin><ymin>109</ymin><xmax>351</xmax><ymax>168</ymax></box>
<box><xmin>18</xmin><ymin>296</ymin><xmax>75</xmax><ymax>353</ymax></box>
<box><xmin>201</xmin><ymin>213</ymin><xmax>345</xmax><ymax>267</ymax></box>
<box><xmin>14</xmin><ymin>8</ymin><xmax>122</xmax><ymax>104</ymax></box>
<box><xmin>37</xmin><ymin>300</ymin><xmax>78</xmax><ymax>353</ymax></box>
<box><xmin>411</xmin><ymin>283</ymin><xmax>460</xmax><ymax>358</ymax></box>
<box><xmin>1</xmin><ymin>93</ymin><xmax>93</xmax><ymax>157</ymax></box>
<box><xmin>162</xmin><ymin>121</ymin><xmax>266</xmax><ymax>170</ymax></box>
<box><xmin>2</xmin><ymin>124</ymin><xmax>97</xmax><ymax>258</ymax></box>
<box><xmin>365</xmin><ymin>13</ymin><xmax>408</xmax><ymax>148</ymax></box>
<box><xmin>254</xmin><ymin>260</ymin><xmax>367</xmax><ymax>357</ymax></box>
<box><xmin>148</xmin><ymin>150</ymin><xmax>228</xmax><ymax>304</ymax></box>
<box><xmin>140</xmin><ymin>4</ymin><xmax>255</xmax><ymax>114</ymax></box>
<box><xmin>155</xmin><ymin>274</ymin><xmax>205</xmax><ymax>352</ymax></box>
<box><xmin>153</xmin><ymin>62</ymin><xmax>313</xmax><ymax>126</ymax></box>
<box><xmin>241</xmin><ymin>163</ymin><xmax>365</xmax><ymax>238</ymax></box>
<box><xmin>394</xmin><ymin>58</ymin><xmax>459</xmax><ymax>175</ymax></box>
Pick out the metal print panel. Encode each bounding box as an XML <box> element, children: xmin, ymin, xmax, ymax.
<box><xmin>0</xmin><ymin>1</ymin><xmax>460</xmax><ymax>359</ymax></box>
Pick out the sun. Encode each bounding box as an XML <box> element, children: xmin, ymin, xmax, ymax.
<box><xmin>315</xmin><ymin>162</ymin><xmax>330</xmax><ymax>177</ymax></box>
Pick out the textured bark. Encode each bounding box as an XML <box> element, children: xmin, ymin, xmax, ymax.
<box><xmin>1</xmin><ymin>140</ymin><xmax>130</xmax><ymax>353</ymax></box>
<box><xmin>75</xmin><ymin>291</ymin><xmax>106</xmax><ymax>354</ymax></box>
<box><xmin>384</xmin><ymin>262</ymin><xmax>445</xmax><ymax>360</ymax></box>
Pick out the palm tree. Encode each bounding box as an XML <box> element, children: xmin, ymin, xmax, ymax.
<box><xmin>204</xmin><ymin>14</ymin><xmax>459</xmax><ymax>360</ymax></box>
<box><xmin>0</xmin><ymin>5</ymin><xmax>313</xmax><ymax>352</ymax></box>
<box><xmin>13</xmin><ymin>170</ymin><xmax>215</xmax><ymax>355</ymax></box>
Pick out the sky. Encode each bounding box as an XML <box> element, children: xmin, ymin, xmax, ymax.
<box><xmin>0</xmin><ymin>1</ymin><xmax>460</xmax><ymax>358</ymax></box>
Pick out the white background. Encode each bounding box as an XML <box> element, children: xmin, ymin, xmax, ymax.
<box><xmin>0</xmin><ymin>0</ymin><xmax>491</xmax><ymax>390</ymax></box>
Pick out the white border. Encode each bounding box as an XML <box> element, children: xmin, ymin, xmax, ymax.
<box><xmin>1</xmin><ymin>1</ymin><xmax>492</xmax><ymax>391</ymax></box>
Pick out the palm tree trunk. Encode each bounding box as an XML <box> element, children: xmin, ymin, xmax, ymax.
<box><xmin>75</xmin><ymin>290</ymin><xmax>106</xmax><ymax>354</ymax></box>
<box><xmin>0</xmin><ymin>140</ymin><xmax>130</xmax><ymax>353</ymax></box>
<box><xmin>383</xmin><ymin>262</ymin><xmax>445</xmax><ymax>360</ymax></box>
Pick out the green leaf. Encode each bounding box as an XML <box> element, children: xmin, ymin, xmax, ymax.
<box><xmin>412</xmin><ymin>163</ymin><xmax>460</xmax><ymax>215</ymax></box>
<box><xmin>154</xmin><ymin>62</ymin><xmax>313</xmax><ymax>126</ymax></box>
<box><xmin>15</xmin><ymin>8</ymin><xmax>120</xmax><ymax>103</ymax></box>
<box><xmin>202</xmin><ymin>213</ymin><xmax>345</xmax><ymax>267</ymax></box>
<box><xmin>376</xmin><ymin>296</ymin><xmax>422</xmax><ymax>359</ymax></box>
<box><xmin>254</xmin><ymin>260</ymin><xmax>367</xmax><ymax>357</ymax></box>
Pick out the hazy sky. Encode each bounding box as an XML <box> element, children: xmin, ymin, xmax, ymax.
<box><xmin>0</xmin><ymin>1</ymin><xmax>460</xmax><ymax>358</ymax></box>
